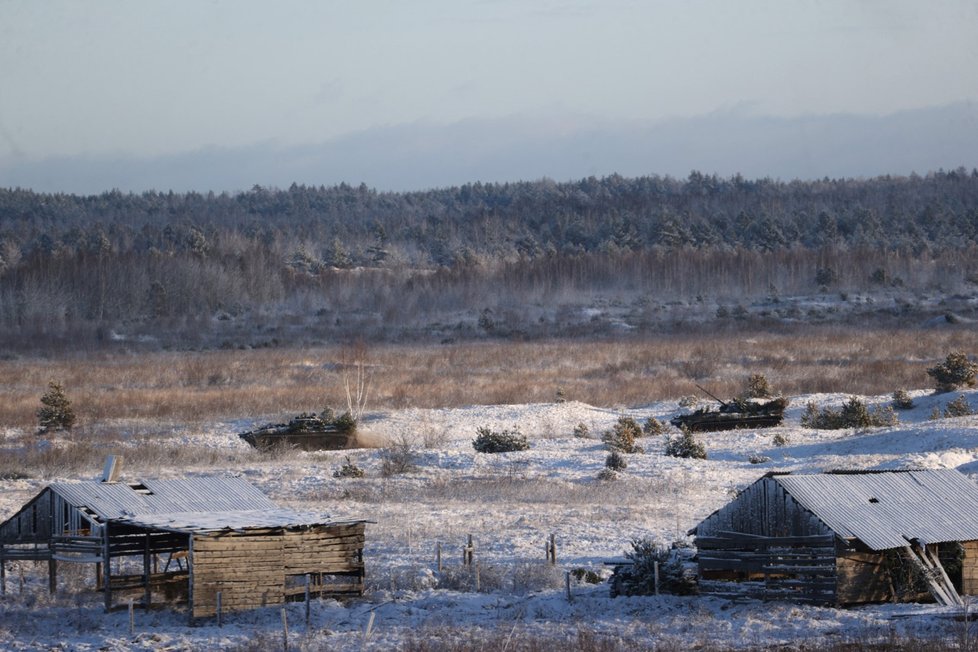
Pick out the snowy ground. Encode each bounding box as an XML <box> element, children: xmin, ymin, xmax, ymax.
<box><xmin>4</xmin><ymin>389</ymin><xmax>978</xmax><ymax>650</ymax></box>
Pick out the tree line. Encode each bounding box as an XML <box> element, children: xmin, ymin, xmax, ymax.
<box><xmin>1</xmin><ymin>168</ymin><xmax>977</xmax><ymax>350</ymax></box>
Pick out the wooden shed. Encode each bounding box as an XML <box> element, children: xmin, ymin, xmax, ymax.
<box><xmin>691</xmin><ymin>469</ymin><xmax>978</xmax><ymax>606</ymax></box>
<box><xmin>0</xmin><ymin>466</ymin><xmax>367</xmax><ymax>620</ymax></box>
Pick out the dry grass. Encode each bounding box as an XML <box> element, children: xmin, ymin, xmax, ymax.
<box><xmin>1</xmin><ymin>325</ymin><xmax>976</xmax><ymax>434</ymax></box>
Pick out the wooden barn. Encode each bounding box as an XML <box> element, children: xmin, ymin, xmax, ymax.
<box><xmin>0</xmin><ymin>460</ymin><xmax>367</xmax><ymax>620</ymax></box>
<box><xmin>691</xmin><ymin>469</ymin><xmax>978</xmax><ymax>606</ymax></box>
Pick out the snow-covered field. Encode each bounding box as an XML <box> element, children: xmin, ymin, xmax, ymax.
<box><xmin>4</xmin><ymin>389</ymin><xmax>978</xmax><ymax>650</ymax></box>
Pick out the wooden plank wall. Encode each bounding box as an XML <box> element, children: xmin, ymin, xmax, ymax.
<box><xmin>697</xmin><ymin>532</ymin><xmax>837</xmax><ymax>605</ymax></box>
<box><xmin>696</xmin><ymin>478</ymin><xmax>833</xmax><ymax>539</ymax></box>
<box><xmin>961</xmin><ymin>541</ymin><xmax>978</xmax><ymax>595</ymax></box>
<box><xmin>190</xmin><ymin>523</ymin><xmax>365</xmax><ymax>619</ymax></box>
<box><xmin>835</xmin><ymin>550</ymin><xmax>891</xmax><ymax>604</ymax></box>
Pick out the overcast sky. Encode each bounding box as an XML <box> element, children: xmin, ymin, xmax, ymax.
<box><xmin>1</xmin><ymin>0</ymin><xmax>977</xmax><ymax>193</ymax></box>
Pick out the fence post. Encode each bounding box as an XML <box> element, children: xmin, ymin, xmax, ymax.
<box><xmin>436</xmin><ymin>542</ymin><xmax>442</xmax><ymax>573</ymax></box>
<box><xmin>654</xmin><ymin>561</ymin><xmax>660</xmax><ymax>596</ymax></box>
<box><xmin>565</xmin><ymin>571</ymin><xmax>573</xmax><ymax>603</ymax></box>
<box><xmin>548</xmin><ymin>534</ymin><xmax>557</xmax><ymax>565</ymax></box>
<box><xmin>475</xmin><ymin>563</ymin><xmax>481</xmax><ymax>592</ymax></box>
<box><xmin>128</xmin><ymin>599</ymin><xmax>134</xmax><ymax>636</ymax></box>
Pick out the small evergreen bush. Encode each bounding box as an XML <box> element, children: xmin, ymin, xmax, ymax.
<box><xmin>944</xmin><ymin>394</ymin><xmax>974</xmax><ymax>418</ymax></box>
<box><xmin>605</xmin><ymin>450</ymin><xmax>628</xmax><ymax>471</ymax></box>
<box><xmin>801</xmin><ymin>397</ymin><xmax>898</xmax><ymax>429</ymax></box>
<box><xmin>891</xmin><ymin>389</ymin><xmax>915</xmax><ymax>410</ymax></box>
<box><xmin>642</xmin><ymin>416</ymin><xmax>664</xmax><ymax>436</ymax></box>
<box><xmin>664</xmin><ymin>428</ymin><xmax>707</xmax><ymax>459</ymax></box>
<box><xmin>596</xmin><ymin>468</ymin><xmax>619</xmax><ymax>481</ymax></box>
<box><xmin>602</xmin><ymin>417</ymin><xmax>642</xmax><ymax>453</ymax></box>
<box><xmin>610</xmin><ymin>538</ymin><xmax>697</xmax><ymax>597</ymax></box>
<box><xmin>572</xmin><ymin>422</ymin><xmax>590</xmax><ymax>439</ymax></box>
<box><xmin>742</xmin><ymin>373</ymin><xmax>772</xmax><ymax>399</ymax></box>
<box><xmin>472</xmin><ymin>426</ymin><xmax>530</xmax><ymax>453</ymax></box>
<box><xmin>772</xmin><ymin>432</ymin><xmax>789</xmax><ymax>447</ymax></box>
<box><xmin>927</xmin><ymin>352</ymin><xmax>978</xmax><ymax>393</ymax></box>
<box><xmin>37</xmin><ymin>381</ymin><xmax>76</xmax><ymax>433</ymax></box>
<box><xmin>333</xmin><ymin>456</ymin><xmax>365</xmax><ymax>478</ymax></box>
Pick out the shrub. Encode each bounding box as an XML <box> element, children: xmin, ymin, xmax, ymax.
<box><xmin>570</xmin><ymin>568</ymin><xmax>603</xmax><ymax>584</ymax></box>
<box><xmin>572</xmin><ymin>422</ymin><xmax>590</xmax><ymax>439</ymax></box>
<box><xmin>596</xmin><ymin>468</ymin><xmax>619</xmax><ymax>481</ymax></box>
<box><xmin>742</xmin><ymin>373</ymin><xmax>772</xmax><ymax>399</ymax></box>
<box><xmin>37</xmin><ymin>381</ymin><xmax>76</xmax><ymax>433</ymax></box>
<box><xmin>748</xmin><ymin>454</ymin><xmax>772</xmax><ymax>464</ymax></box>
<box><xmin>602</xmin><ymin>417</ymin><xmax>641</xmax><ymax>453</ymax></box>
<box><xmin>472</xmin><ymin>426</ymin><xmax>530</xmax><ymax>453</ymax></box>
<box><xmin>610</xmin><ymin>538</ymin><xmax>697</xmax><ymax>597</ymax></box>
<box><xmin>333</xmin><ymin>455</ymin><xmax>365</xmax><ymax>479</ymax></box>
<box><xmin>944</xmin><ymin>394</ymin><xmax>974</xmax><ymax>418</ymax></box>
<box><xmin>605</xmin><ymin>450</ymin><xmax>627</xmax><ymax>471</ymax></box>
<box><xmin>642</xmin><ymin>417</ymin><xmax>664</xmax><ymax>436</ymax></box>
<box><xmin>930</xmin><ymin>406</ymin><xmax>943</xmax><ymax>420</ymax></box>
<box><xmin>664</xmin><ymin>428</ymin><xmax>707</xmax><ymax>459</ymax></box>
<box><xmin>772</xmin><ymin>432</ymin><xmax>788</xmax><ymax>447</ymax></box>
<box><xmin>927</xmin><ymin>352</ymin><xmax>978</xmax><ymax>393</ymax></box>
<box><xmin>891</xmin><ymin>389</ymin><xmax>914</xmax><ymax>410</ymax></box>
<box><xmin>801</xmin><ymin>397</ymin><xmax>898</xmax><ymax>429</ymax></box>
<box><xmin>380</xmin><ymin>436</ymin><xmax>419</xmax><ymax>476</ymax></box>
<box><xmin>554</xmin><ymin>387</ymin><xmax>567</xmax><ymax>403</ymax></box>
<box><xmin>678</xmin><ymin>395</ymin><xmax>699</xmax><ymax>409</ymax></box>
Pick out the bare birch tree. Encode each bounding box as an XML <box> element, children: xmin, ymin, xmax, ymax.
<box><xmin>341</xmin><ymin>340</ymin><xmax>371</xmax><ymax>422</ymax></box>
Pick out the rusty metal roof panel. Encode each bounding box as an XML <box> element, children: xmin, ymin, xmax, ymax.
<box><xmin>775</xmin><ymin>470</ymin><xmax>978</xmax><ymax>550</ymax></box>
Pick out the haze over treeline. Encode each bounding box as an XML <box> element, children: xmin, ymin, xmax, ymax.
<box><xmin>2</xmin><ymin>169</ymin><xmax>978</xmax><ymax>351</ymax></box>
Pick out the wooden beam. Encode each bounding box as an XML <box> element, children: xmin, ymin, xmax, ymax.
<box><xmin>143</xmin><ymin>532</ymin><xmax>151</xmax><ymax>610</ymax></box>
<box><xmin>103</xmin><ymin>524</ymin><xmax>112</xmax><ymax>613</ymax></box>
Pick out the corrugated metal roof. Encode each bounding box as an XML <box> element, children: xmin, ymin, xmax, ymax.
<box><xmin>775</xmin><ymin>470</ymin><xmax>978</xmax><ymax>550</ymax></box>
<box><xmin>116</xmin><ymin>509</ymin><xmax>346</xmax><ymax>533</ymax></box>
<box><xmin>48</xmin><ymin>476</ymin><xmax>279</xmax><ymax>521</ymax></box>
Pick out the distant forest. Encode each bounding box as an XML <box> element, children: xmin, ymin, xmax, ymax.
<box><xmin>2</xmin><ymin>169</ymin><xmax>978</xmax><ymax>350</ymax></box>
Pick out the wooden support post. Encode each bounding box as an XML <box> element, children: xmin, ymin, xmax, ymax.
<box><xmin>48</xmin><ymin>557</ymin><xmax>57</xmax><ymax>594</ymax></box>
<box><xmin>217</xmin><ymin>591</ymin><xmax>222</xmax><ymax>628</ymax></box>
<box><xmin>547</xmin><ymin>534</ymin><xmax>557</xmax><ymax>565</ymax></box>
<box><xmin>305</xmin><ymin>575</ymin><xmax>311</xmax><ymax>629</ymax></box>
<box><xmin>128</xmin><ymin>599</ymin><xmax>134</xmax><ymax>637</ymax></box>
<box><xmin>654</xmin><ymin>561</ymin><xmax>660</xmax><ymax>596</ymax></box>
<box><xmin>436</xmin><ymin>542</ymin><xmax>442</xmax><ymax>573</ymax></box>
<box><xmin>95</xmin><ymin>562</ymin><xmax>102</xmax><ymax>590</ymax></box>
<box><xmin>281</xmin><ymin>607</ymin><xmax>289</xmax><ymax>652</ymax></box>
<box><xmin>103</xmin><ymin>524</ymin><xmax>112</xmax><ymax>613</ymax></box>
<box><xmin>475</xmin><ymin>563</ymin><xmax>481</xmax><ymax>592</ymax></box>
<box><xmin>187</xmin><ymin>536</ymin><xmax>195</xmax><ymax>626</ymax></box>
<box><xmin>565</xmin><ymin>571</ymin><xmax>573</xmax><ymax>603</ymax></box>
<box><xmin>0</xmin><ymin>547</ymin><xmax>5</xmax><ymax>596</ymax></box>
<box><xmin>464</xmin><ymin>535</ymin><xmax>474</xmax><ymax>566</ymax></box>
<box><xmin>143</xmin><ymin>533</ymin><xmax>151</xmax><ymax>609</ymax></box>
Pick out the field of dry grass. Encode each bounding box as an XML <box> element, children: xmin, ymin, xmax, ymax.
<box><xmin>2</xmin><ymin>324</ymin><xmax>976</xmax><ymax>435</ymax></box>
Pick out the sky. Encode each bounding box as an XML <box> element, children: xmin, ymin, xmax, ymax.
<box><xmin>1</xmin><ymin>0</ymin><xmax>977</xmax><ymax>193</ymax></box>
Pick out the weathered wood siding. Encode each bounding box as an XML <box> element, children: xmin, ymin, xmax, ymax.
<box><xmin>835</xmin><ymin>550</ymin><xmax>890</xmax><ymax>604</ymax></box>
<box><xmin>190</xmin><ymin>523</ymin><xmax>365</xmax><ymax>618</ymax></box>
<box><xmin>696</xmin><ymin>477</ymin><xmax>833</xmax><ymax>539</ymax></box>
<box><xmin>961</xmin><ymin>541</ymin><xmax>978</xmax><ymax>595</ymax></box>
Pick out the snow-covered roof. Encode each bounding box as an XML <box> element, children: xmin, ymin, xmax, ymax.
<box><xmin>47</xmin><ymin>476</ymin><xmax>279</xmax><ymax>521</ymax></box>
<box><xmin>773</xmin><ymin>469</ymin><xmax>978</xmax><ymax>550</ymax></box>
<box><xmin>115</xmin><ymin>509</ymin><xmax>355</xmax><ymax>534</ymax></box>
<box><xmin>3</xmin><ymin>475</ymin><xmax>370</xmax><ymax>537</ymax></box>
